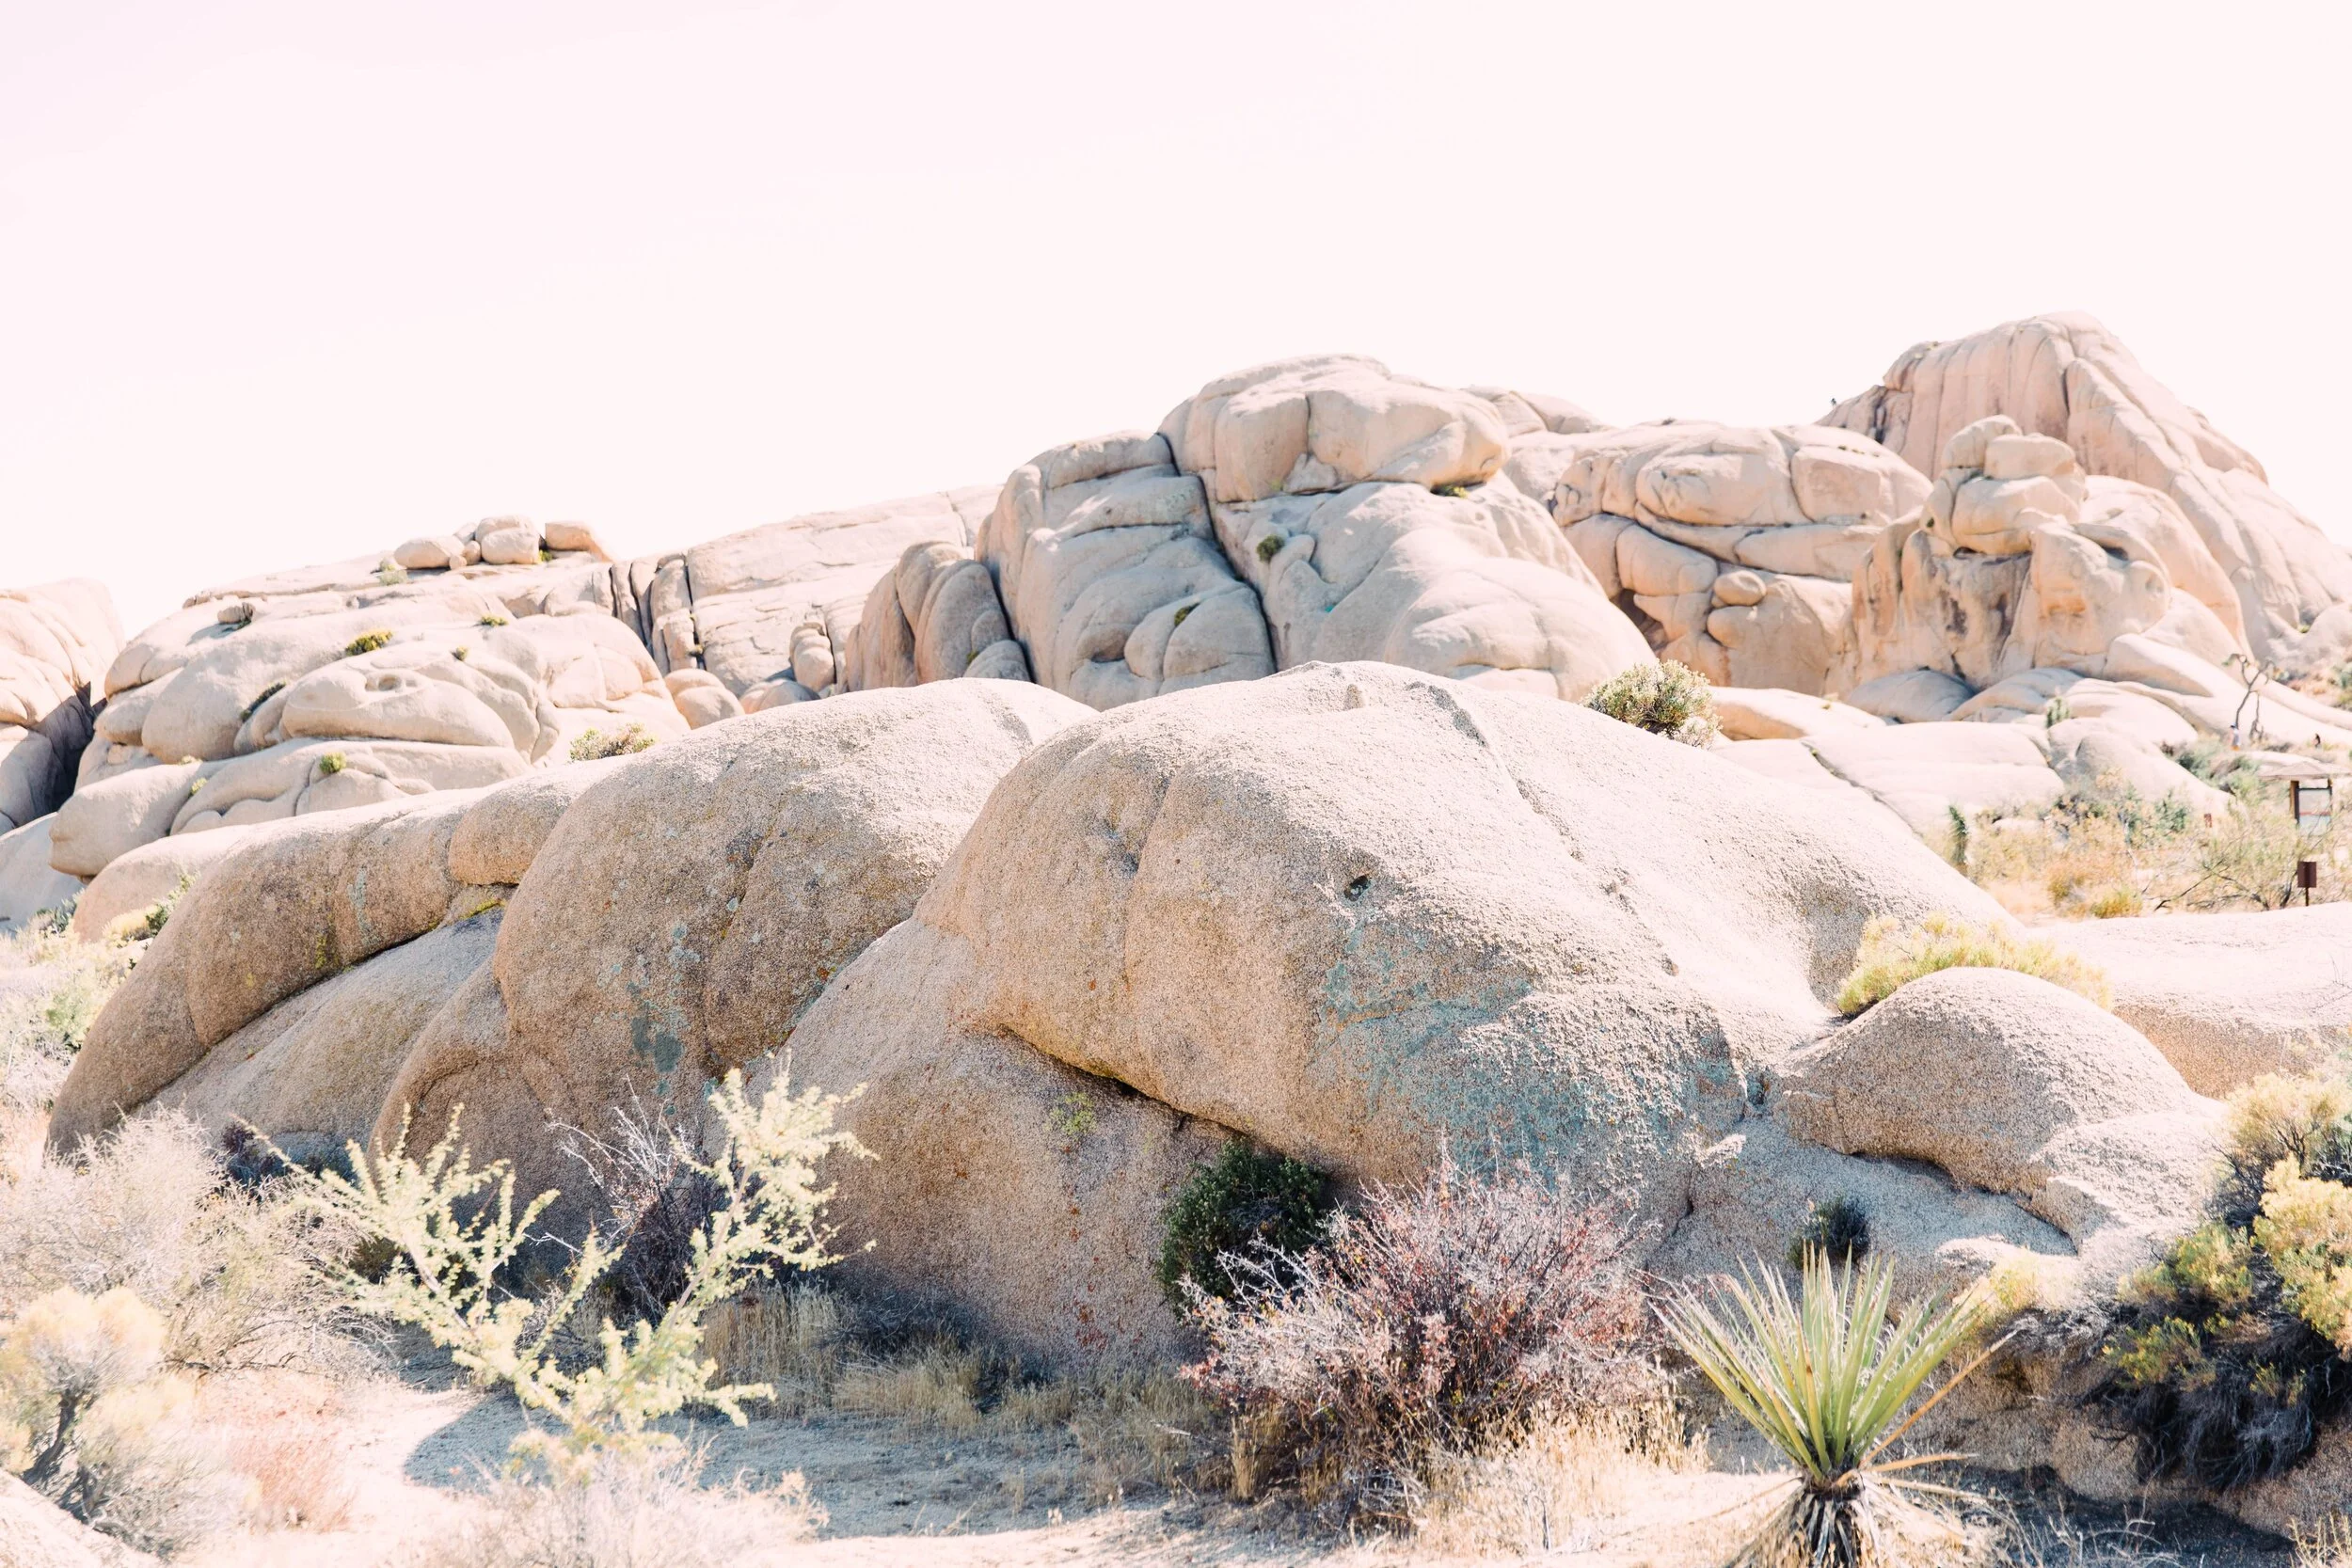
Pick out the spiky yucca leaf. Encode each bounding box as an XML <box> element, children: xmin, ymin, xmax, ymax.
<box><xmin>1659</xmin><ymin>1251</ymin><xmax>1999</xmax><ymax>1566</ymax></box>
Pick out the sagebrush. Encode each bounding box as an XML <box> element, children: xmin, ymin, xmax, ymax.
<box><xmin>1585</xmin><ymin>660</ymin><xmax>1719</xmax><ymax>746</ymax></box>
<box><xmin>1184</xmin><ymin>1150</ymin><xmax>1656</xmax><ymax>1523</ymax></box>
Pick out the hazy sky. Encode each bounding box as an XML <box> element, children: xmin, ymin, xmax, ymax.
<box><xmin>5</xmin><ymin>1</ymin><xmax>2346</xmax><ymax>635</ymax></box>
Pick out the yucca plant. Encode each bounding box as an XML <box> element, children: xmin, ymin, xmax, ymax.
<box><xmin>1658</xmin><ymin>1250</ymin><xmax>2000</xmax><ymax>1566</ymax></box>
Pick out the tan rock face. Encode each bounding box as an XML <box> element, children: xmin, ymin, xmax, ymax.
<box><xmin>377</xmin><ymin>680</ymin><xmax>1094</xmax><ymax>1195</ymax></box>
<box><xmin>1159</xmin><ymin>355</ymin><xmax>1511</xmax><ymax>504</ymax></box>
<box><xmin>1848</xmin><ymin>415</ymin><xmax>2227</xmax><ymax>699</ymax></box>
<box><xmin>1827</xmin><ymin>312</ymin><xmax>2352</xmax><ymax>660</ymax></box>
<box><xmin>970</xmin><ymin>434</ymin><xmax>1269</xmax><ymax>708</ymax></box>
<box><xmin>1775</xmin><ymin>967</ymin><xmax>2223</xmax><ymax>1283</ymax></box>
<box><xmin>1536</xmin><ymin>421</ymin><xmax>1927</xmax><ymax>693</ymax></box>
<box><xmin>776</xmin><ymin>661</ymin><xmax>2007</xmax><ymax>1365</ymax></box>
<box><xmin>53</xmin><ymin>575</ymin><xmax>685</xmax><ymax>877</ymax></box>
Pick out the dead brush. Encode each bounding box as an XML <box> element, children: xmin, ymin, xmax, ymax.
<box><xmin>700</xmin><ymin>1281</ymin><xmax>851</xmax><ymax>1415</ymax></box>
<box><xmin>1410</xmin><ymin>1401</ymin><xmax>1706</xmax><ymax>1557</ymax></box>
<box><xmin>1183</xmin><ymin>1148</ymin><xmax>1659</xmax><ymax>1526</ymax></box>
<box><xmin>218</xmin><ymin>1389</ymin><xmax>357</xmax><ymax>1531</ymax></box>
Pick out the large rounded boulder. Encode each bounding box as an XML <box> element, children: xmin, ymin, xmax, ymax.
<box><xmin>787</xmin><ymin>660</ymin><xmax>2007</xmax><ymax>1365</ymax></box>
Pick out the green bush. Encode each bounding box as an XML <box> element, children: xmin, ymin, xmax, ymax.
<box><xmin>315</xmin><ymin>752</ymin><xmax>346</xmax><ymax>776</ymax></box>
<box><xmin>342</xmin><ymin>629</ymin><xmax>392</xmax><ymax>657</ymax></box>
<box><xmin>2092</xmin><ymin>1070</ymin><xmax>2352</xmax><ymax>1489</ymax></box>
<box><xmin>1583</xmin><ymin>661</ymin><xmax>1718</xmax><ymax>746</ymax></box>
<box><xmin>374</xmin><ymin>562</ymin><xmax>407</xmax><ymax>586</ymax></box>
<box><xmin>1156</xmin><ymin>1142</ymin><xmax>1331</xmax><ymax>1307</ymax></box>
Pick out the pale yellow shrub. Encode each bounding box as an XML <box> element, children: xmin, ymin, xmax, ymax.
<box><xmin>1835</xmin><ymin>911</ymin><xmax>2112</xmax><ymax>1015</ymax></box>
<box><xmin>2253</xmin><ymin>1157</ymin><xmax>2352</xmax><ymax>1354</ymax></box>
<box><xmin>1412</xmin><ymin>1403</ymin><xmax>1704</xmax><ymax>1557</ymax></box>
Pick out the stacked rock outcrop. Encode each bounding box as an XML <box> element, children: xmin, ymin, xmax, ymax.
<box><xmin>0</xmin><ymin>580</ymin><xmax>121</xmax><ymax>928</ymax></box>
<box><xmin>1827</xmin><ymin>312</ymin><xmax>2352</xmax><ymax>662</ymax></box>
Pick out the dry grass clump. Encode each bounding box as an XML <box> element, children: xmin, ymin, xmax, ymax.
<box><xmin>389</xmin><ymin>1452</ymin><xmax>820</xmax><ymax>1568</ymax></box>
<box><xmin>1835</xmin><ymin>912</ymin><xmax>2110</xmax><ymax>1016</ymax></box>
<box><xmin>700</xmin><ymin>1282</ymin><xmax>852</xmax><ymax>1416</ymax></box>
<box><xmin>2298</xmin><ymin>1513</ymin><xmax>2352</xmax><ymax>1567</ymax></box>
<box><xmin>1410</xmin><ymin>1402</ymin><xmax>1705</xmax><ymax>1557</ymax></box>
<box><xmin>1184</xmin><ymin>1149</ymin><xmax>1659</xmax><ymax>1525</ymax></box>
<box><xmin>1959</xmin><ymin>765</ymin><xmax>2346</xmax><ymax>919</ymax></box>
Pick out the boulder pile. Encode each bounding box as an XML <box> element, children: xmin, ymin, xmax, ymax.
<box><xmin>10</xmin><ymin>311</ymin><xmax>2352</xmax><ymax>1522</ymax></box>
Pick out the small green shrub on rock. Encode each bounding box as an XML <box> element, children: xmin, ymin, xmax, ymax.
<box><xmin>1583</xmin><ymin>661</ymin><xmax>1718</xmax><ymax>746</ymax></box>
<box><xmin>1834</xmin><ymin>911</ymin><xmax>2110</xmax><ymax>1015</ymax></box>
<box><xmin>1156</xmin><ymin>1142</ymin><xmax>1331</xmax><ymax>1308</ymax></box>
<box><xmin>2092</xmin><ymin>1070</ymin><xmax>2352</xmax><ymax>1489</ymax></box>
<box><xmin>570</xmin><ymin>723</ymin><xmax>657</xmax><ymax>763</ymax></box>
<box><xmin>342</xmin><ymin>629</ymin><xmax>392</xmax><ymax>657</ymax></box>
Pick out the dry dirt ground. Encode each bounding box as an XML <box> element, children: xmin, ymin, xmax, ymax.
<box><xmin>172</xmin><ymin>1376</ymin><xmax>2291</xmax><ymax>1568</ymax></box>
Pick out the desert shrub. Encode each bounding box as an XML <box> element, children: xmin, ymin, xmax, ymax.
<box><xmin>2177</xmin><ymin>795</ymin><xmax>2340</xmax><ymax>910</ymax></box>
<box><xmin>569</xmin><ymin>722</ymin><xmax>658</xmax><ymax>763</ymax></box>
<box><xmin>1788</xmin><ymin>1195</ymin><xmax>1870</xmax><ymax>1270</ymax></box>
<box><xmin>1</xmin><ymin>925</ymin><xmax>136</xmax><ymax>1092</ymax></box>
<box><xmin>389</xmin><ymin>1451</ymin><xmax>820</xmax><ymax>1568</ymax></box>
<box><xmin>2043</xmin><ymin>695</ymin><xmax>2073</xmax><ymax>726</ymax></box>
<box><xmin>1155</xmin><ymin>1141</ymin><xmax>1333</xmax><ymax>1307</ymax></box>
<box><xmin>2090</xmin><ymin>1069</ymin><xmax>2352</xmax><ymax>1489</ymax></box>
<box><xmin>2167</xmin><ymin>736</ymin><xmax>2263</xmax><ymax>796</ymax></box>
<box><xmin>342</xmin><ymin>628</ymin><xmax>393</xmax><ymax>657</ymax></box>
<box><xmin>107</xmin><ymin>872</ymin><xmax>193</xmax><ymax>946</ymax></box>
<box><xmin>480</xmin><ymin>612</ymin><xmax>510</xmax><ymax>627</ymax></box>
<box><xmin>1834</xmin><ymin>911</ymin><xmax>2111</xmax><ymax>1015</ymax></box>
<box><xmin>0</xmin><ymin>1112</ymin><xmax>360</xmax><ymax>1377</ymax></box>
<box><xmin>1254</xmin><ymin>533</ymin><xmax>1283</xmax><ymax>564</ymax></box>
<box><xmin>1584</xmin><ymin>659</ymin><xmax>1719</xmax><ymax>746</ymax></box>
<box><xmin>374</xmin><ymin>561</ymin><xmax>407</xmax><ymax>585</ymax></box>
<box><xmin>555</xmin><ymin>1092</ymin><xmax>735</xmax><ymax>1325</ymax></box>
<box><xmin>1659</xmin><ymin>1250</ymin><xmax>1997</xmax><ymax>1568</ymax></box>
<box><xmin>316</xmin><ymin>751</ymin><xmax>346</xmax><ymax>775</ymax></box>
<box><xmin>0</xmin><ymin>1285</ymin><xmax>244</xmax><ymax>1552</ymax></box>
<box><xmin>1183</xmin><ymin>1151</ymin><xmax>1657</xmax><ymax>1523</ymax></box>
<box><xmin>294</xmin><ymin>1066</ymin><xmax>865</xmax><ymax>1480</ymax></box>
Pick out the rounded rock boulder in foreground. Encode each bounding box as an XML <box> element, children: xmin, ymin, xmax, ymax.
<box><xmin>787</xmin><ymin>660</ymin><xmax>2006</xmax><ymax>1365</ymax></box>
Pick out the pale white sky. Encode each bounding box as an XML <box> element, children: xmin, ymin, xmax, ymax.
<box><xmin>4</xmin><ymin>0</ymin><xmax>2345</xmax><ymax>635</ymax></box>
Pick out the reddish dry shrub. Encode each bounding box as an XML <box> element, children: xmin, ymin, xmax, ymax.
<box><xmin>1181</xmin><ymin>1150</ymin><xmax>1657</xmax><ymax>1522</ymax></box>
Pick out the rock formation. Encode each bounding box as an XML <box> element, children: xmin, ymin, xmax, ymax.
<box><xmin>1827</xmin><ymin>312</ymin><xmax>2352</xmax><ymax>662</ymax></box>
